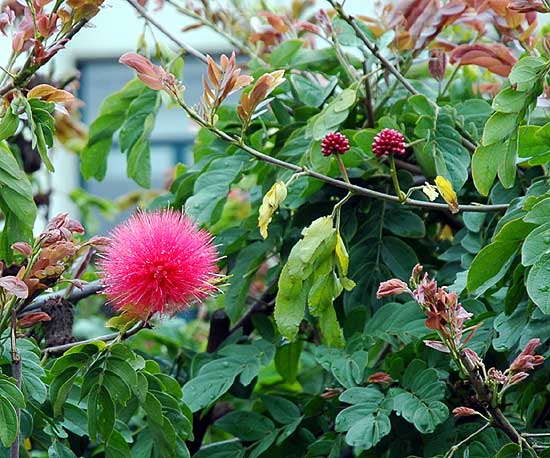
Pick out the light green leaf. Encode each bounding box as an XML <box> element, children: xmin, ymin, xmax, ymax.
<box><xmin>0</xmin><ymin>395</ymin><xmax>17</xmax><ymax>448</ymax></box>
<box><xmin>526</xmin><ymin>253</ymin><xmax>550</xmax><ymax>314</ymax></box>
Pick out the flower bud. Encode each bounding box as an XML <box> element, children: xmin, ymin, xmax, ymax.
<box><xmin>11</xmin><ymin>241</ymin><xmax>32</xmax><ymax>257</ymax></box>
<box><xmin>376</xmin><ymin>278</ymin><xmax>409</xmax><ymax>298</ymax></box>
<box><xmin>429</xmin><ymin>49</ymin><xmax>447</xmax><ymax>82</ymax></box>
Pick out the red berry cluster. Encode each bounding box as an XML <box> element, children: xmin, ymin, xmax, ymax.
<box><xmin>371</xmin><ymin>128</ymin><xmax>406</xmax><ymax>157</ymax></box>
<box><xmin>321</xmin><ymin>132</ymin><xmax>350</xmax><ymax>157</ymax></box>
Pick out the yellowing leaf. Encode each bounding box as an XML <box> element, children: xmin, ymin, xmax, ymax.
<box><xmin>335</xmin><ymin>232</ymin><xmax>349</xmax><ymax>276</ymax></box>
<box><xmin>435</xmin><ymin>176</ymin><xmax>459</xmax><ymax>214</ymax></box>
<box><xmin>258</xmin><ymin>181</ymin><xmax>287</xmax><ymax>239</ymax></box>
<box><xmin>28</xmin><ymin>84</ymin><xmax>74</xmax><ymax>103</ymax></box>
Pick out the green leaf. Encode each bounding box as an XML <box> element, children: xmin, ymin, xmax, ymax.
<box><xmin>0</xmin><ymin>108</ymin><xmax>18</xmax><ymax>141</ymax></box>
<box><xmin>0</xmin><ymin>395</ymin><xmax>17</xmax><ymax>448</ymax></box>
<box><xmin>97</xmin><ymin>386</ymin><xmax>116</xmax><ymax>440</ymax></box>
<box><xmin>526</xmin><ymin>253</ymin><xmax>550</xmax><ymax>314</ymax></box>
<box><xmin>290</xmin><ymin>74</ymin><xmax>337</xmax><ymax>108</ymax></box>
<box><xmin>315</xmin><ymin>347</ymin><xmax>368</xmax><ymax>388</ymax></box>
<box><xmin>224</xmin><ymin>241</ymin><xmax>271</xmax><ymax>321</ymax></box>
<box><xmin>306</xmin><ymin>87</ymin><xmax>357</xmax><ymax>140</ymax></box>
<box><xmin>467</xmin><ymin>241</ymin><xmax>518</xmax><ymax>295</ymax></box>
<box><xmin>120</xmin><ymin>87</ymin><xmax>161</xmax><ymax>188</ymax></box>
<box><xmin>524</xmin><ymin>197</ymin><xmax>550</xmax><ymax>224</ymax></box>
<box><xmin>364</xmin><ymin>301</ymin><xmax>427</xmax><ymax>345</ymax></box>
<box><xmin>48</xmin><ymin>441</ymin><xmax>77</xmax><ymax>458</ymax></box>
<box><xmin>472</xmin><ymin>144</ymin><xmax>499</xmax><ymax>196</ymax></box>
<box><xmin>383</xmin><ymin>209</ymin><xmax>425</xmax><ymax>238</ymax></box>
<box><xmin>335</xmin><ymin>386</ymin><xmax>390</xmax><ymax>451</ymax></box>
<box><xmin>80</xmin><ymin>79</ymin><xmax>144</xmax><ymax>181</ymax></box>
<box><xmin>509</xmin><ymin>56</ymin><xmax>548</xmax><ymax>92</ymax></box>
<box><xmin>215</xmin><ymin>411</ymin><xmax>275</xmax><ymax>441</ymax></box>
<box><xmin>185</xmin><ymin>155</ymin><xmax>245</xmax><ymax>226</ymax></box>
<box><xmin>492</xmin><ymin>87</ymin><xmax>527</xmax><ymax>113</ymax></box>
<box><xmin>0</xmin><ymin>376</ymin><xmax>24</xmax><ymax>409</ymax></box>
<box><xmin>498</xmin><ymin>134</ymin><xmax>518</xmax><ymax>189</ymax></box>
<box><xmin>482</xmin><ymin>112</ymin><xmax>517</xmax><ymax>146</ymax></box>
<box><xmin>275</xmin><ymin>216</ymin><xmax>336</xmax><ymax>340</ymax></box>
<box><xmin>381</xmin><ymin>236</ymin><xmax>418</xmax><ymax>280</ymax></box>
<box><xmin>0</xmin><ymin>143</ymin><xmax>37</xmax><ymax>262</ymax></box>
<box><xmin>274</xmin><ymin>340</ymin><xmax>303</xmax><ymax>383</ymax></box>
<box><xmin>271</xmin><ymin>39</ymin><xmax>303</xmax><ymax>67</ymax></box>
<box><xmin>389</xmin><ymin>361</ymin><xmax>448</xmax><ymax>434</ymax></box>
<box><xmin>495</xmin><ymin>443</ymin><xmax>522</xmax><ymax>458</ymax></box>
<box><xmin>193</xmin><ymin>442</ymin><xmax>244</xmax><ymax>458</ymax></box>
<box><xmin>522</xmin><ymin>222</ymin><xmax>550</xmax><ymax>266</ymax></box>
<box><xmin>105</xmin><ymin>429</ymin><xmax>131</xmax><ymax>458</ymax></box>
<box><xmin>262</xmin><ymin>395</ymin><xmax>301</xmax><ymax>424</ymax></box>
<box><xmin>182</xmin><ymin>359</ymin><xmax>241</xmax><ymax>412</ymax></box>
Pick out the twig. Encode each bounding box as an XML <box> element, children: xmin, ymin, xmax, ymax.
<box><xmin>362</xmin><ymin>60</ymin><xmax>375</xmax><ymax>128</ymax></box>
<box><xmin>181</xmin><ymin>102</ymin><xmax>507</xmax><ymax>213</ymax></box>
<box><xmin>19</xmin><ymin>280</ymin><xmax>102</xmax><ymax>316</ymax></box>
<box><xmin>444</xmin><ymin>423</ymin><xmax>490</xmax><ymax>458</ymax></box>
<box><xmin>165</xmin><ymin>0</ymin><xmax>267</xmax><ymax>65</ymax></box>
<box><xmin>10</xmin><ymin>309</ymin><xmax>21</xmax><ymax>458</ymax></box>
<box><xmin>41</xmin><ymin>321</ymin><xmax>146</xmax><ymax>355</ymax></box>
<box><xmin>125</xmin><ymin>0</ymin><xmax>208</xmax><ymax>64</ymax></box>
<box><xmin>460</xmin><ymin>352</ymin><xmax>523</xmax><ymax>444</ymax></box>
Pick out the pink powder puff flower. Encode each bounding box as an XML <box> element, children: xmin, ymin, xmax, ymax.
<box><xmin>99</xmin><ymin>210</ymin><xmax>218</xmax><ymax>319</ymax></box>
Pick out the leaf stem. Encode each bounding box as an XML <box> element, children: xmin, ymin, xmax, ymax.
<box><xmin>444</xmin><ymin>423</ymin><xmax>490</xmax><ymax>458</ymax></box>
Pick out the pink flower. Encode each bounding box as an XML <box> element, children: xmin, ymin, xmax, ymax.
<box><xmin>488</xmin><ymin>367</ymin><xmax>507</xmax><ymax>384</ymax></box>
<box><xmin>11</xmin><ymin>242</ymin><xmax>32</xmax><ymax>257</ymax></box>
<box><xmin>508</xmin><ymin>372</ymin><xmax>530</xmax><ymax>385</ymax></box>
<box><xmin>119</xmin><ymin>52</ymin><xmax>181</xmax><ymax>95</ymax></box>
<box><xmin>424</xmin><ymin>340</ymin><xmax>450</xmax><ymax>353</ymax></box>
<box><xmin>0</xmin><ymin>7</ymin><xmax>15</xmax><ymax>36</ymax></box>
<box><xmin>509</xmin><ymin>338</ymin><xmax>544</xmax><ymax>373</ymax></box>
<box><xmin>99</xmin><ymin>210</ymin><xmax>218</xmax><ymax>319</ymax></box>
<box><xmin>376</xmin><ymin>278</ymin><xmax>409</xmax><ymax>298</ymax></box>
<box><xmin>463</xmin><ymin>348</ymin><xmax>482</xmax><ymax>368</ymax></box>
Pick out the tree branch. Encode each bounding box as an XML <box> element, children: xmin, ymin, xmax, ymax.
<box><xmin>125</xmin><ymin>0</ymin><xmax>208</xmax><ymax>64</ymax></box>
<box><xmin>183</xmin><ymin>103</ymin><xmax>508</xmax><ymax>214</ymax></box>
<box><xmin>41</xmin><ymin>320</ymin><xmax>147</xmax><ymax>356</ymax></box>
<box><xmin>19</xmin><ymin>280</ymin><xmax>102</xmax><ymax>316</ymax></box>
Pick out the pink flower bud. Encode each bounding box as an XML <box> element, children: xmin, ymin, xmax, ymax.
<box><xmin>119</xmin><ymin>52</ymin><xmax>180</xmax><ymax>94</ymax></box>
<box><xmin>18</xmin><ymin>312</ymin><xmax>51</xmax><ymax>328</ymax></box>
<box><xmin>0</xmin><ymin>276</ymin><xmax>28</xmax><ymax>299</ymax></box>
<box><xmin>367</xmin><ymin>372</ymin><xmax>393</xmax><ymax>384</ymax></box>
<box><xmin>508</xmin><ymin>0</ymin><xmax>549</xmax><ymax>13</ymax></box>
<box><xmin>453</xmin><ymin>406</ymin><xmax>479</xmax><ymax>418</ymax></box>
<box><xmin>11</xmin><ymin>242</ymin><xmax>32</xmax><ymax>257</ymax></box>
<box><xmin>429</xmin><ymin>49</ymin><xmax>447</xmax><ymax>82</ymax></box>
<box><xmin>376</xmin><ymin>279</ymin><xmax>409</xmax><ymax>298</ymax></box>
<box><xmin>509</xmin><ymin>372</ymin><xmax>530</xmax><ymax>385</ymax></box>
<box><xmin>463</xmin><ymin>348</ymin><xmax>482</xmax><ymax>368</ymax></box>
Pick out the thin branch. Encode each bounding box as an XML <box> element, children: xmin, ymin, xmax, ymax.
<box><xmin>165</xmin><ymin>0</ymin><xmax>267</xmax><ymax>65</ymax></box>
<box><xmin>180</xmin><ymin>101</ymin><xmax>508</xmax><ymax>213</ymax></box>
<box><xmin>362</xmin><ymin>60</ymin><xmax>375</xmax><ymax>128</ymax></box>
<box><xmin>125</xmin><ymin>0</ymin><xmax>208</xmax><ymax>64</ymax></box>
<box><xmin>19</xmin><ymin>280</ymin><xmax>102</xmax><ymax>316</ymax></box>
<box><xmin>444</xmin><ymin>423</ymin><xmax>490</xmax><ymax>458</ymax></box>
<box><xmin>42</xmin><ymin>321</ymin><xmax>146</xmax><ymax>356</ymax></box>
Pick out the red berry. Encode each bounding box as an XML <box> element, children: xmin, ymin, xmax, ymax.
<box><xmin>371</xmin><ymin>128</ymin><xmax>406</xmax><ymax>157</ymax></box>
<box><xmin>321</xmin><ymin>132</ymin><xmax>350</xmax><ymax>157</ymax></box>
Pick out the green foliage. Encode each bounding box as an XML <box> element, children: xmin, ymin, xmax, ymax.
<box><xmin>81</xmin><ymin>79</ymin><xmax>161</xmax><ymax>187</ymax></box>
